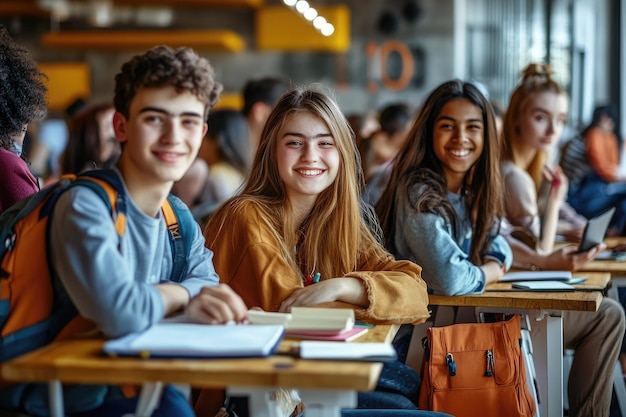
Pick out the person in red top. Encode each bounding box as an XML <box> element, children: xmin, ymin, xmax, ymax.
<box><xmin>0</xmin><ymin>27</ymin><xmax>47</xmax><ymax>214</ymax></box>
<box><xmin>567</xmin><ymin>105</ymin><xmax>626</xmax><ymax>235</ymax></box>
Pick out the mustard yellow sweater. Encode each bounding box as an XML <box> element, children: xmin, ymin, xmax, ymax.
<box><xmin>204</xmin><ymin>200</ymin><xmax>430</xmax><ymax>325</ymax></box>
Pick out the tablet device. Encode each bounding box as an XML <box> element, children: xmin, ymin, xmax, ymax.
<box><xmin>577</xmin><ymin>207</ymin><xmax>616</xmax><ymax>253</ymax></box>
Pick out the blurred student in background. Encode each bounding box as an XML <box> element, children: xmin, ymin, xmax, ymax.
<box><xmin>61</xmin><ymin>102</ymin><xmax>121</xmax><ymax>175</ymax></box>
<box><xmin>362</xmin><ymin>103</ymin><xmax>413</xmax><ymax>181</ymax></box>
<box><xmin>184</xmin><ymin>109</ymin><xmax>252</xmax><ymax>225</ymax></box>
<box><xmin>347</xmin><ymin>110</ymin><xmax>380</xmax><ymax>148</ymax></box>
<box><xmin>362</xmin><ymin>103</ymin><xmax>413</xmax><ymax>205</ymax></box>
<box><xmin>0</xmin><ymin>27</ymin><xmax>47</xmax><ymax>214</ymax></box>
<box><xmin>567</xmin><ymin>105</ymin><xmax>626</xmax><ymax>236</ymax></box>
<box><xmin>28</xmin><ymin>98</ymin><xmax>86</xmax><ymax>181</ymax></box>
<box><xmin>241</xmin><ymin>77</ymin><xmax>289</xmax><ymax>151</ymax></box>
<box><xmin>500</xmin><ymin>63</ymin><xmax>599</xmax><ymax>270</ymax></box>
<box><xmin>500</xmin><ymin>63</ymin><xmax>623</xmax><ymax>417</ymax></box>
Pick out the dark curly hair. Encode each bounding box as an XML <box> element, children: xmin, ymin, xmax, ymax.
<box><xmin>114</xmin><ymin>45</ymin><xmax>222</xmax><ymax>120</ymax></box>
<box><xmin>0</xmin><ymin>27</ymin><xmax>48</xmax><ymax>155</ymax></box>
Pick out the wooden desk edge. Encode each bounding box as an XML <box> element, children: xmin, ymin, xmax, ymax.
<box><xmin>1</xmin><ymin>323</ymin><xmax>398</xmax><ymax>392</ymax></box>
<box><xmin>428</xmin><ymin>290</ymin><xmax>603</xmax><ymax>312</ymax></box>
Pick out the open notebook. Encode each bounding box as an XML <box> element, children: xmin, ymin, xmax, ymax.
<box><xmin>103</xmin><ymin>323</ymin><xmax>285</xmax><ymax>358</ymax></box>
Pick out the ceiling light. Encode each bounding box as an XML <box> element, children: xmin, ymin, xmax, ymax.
<box><xmin>303</xmin><ymin>8</ymin><xmax>317</xmax><ymax>21</ymax></box>
<box><xmin>295</xmin><ymin>1</ymin><xmax>309</xmax><ymax>14</ymax></box>
<box><xmin>284</xmin><ymin>0</ymin><xmax>335</xmax><ymax>37</ymax></box>
<box><xmin>321</xmin><ymin>23</ymin><xmax>334</xmax><ymax>36</ymax></box>
<box><xmin>312</xmin><ymin>15</ymin><xmax>326</xmax><ymax>29</ymax></box>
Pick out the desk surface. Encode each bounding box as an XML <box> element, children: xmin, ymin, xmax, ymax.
<box><xmin>428</xmin><ymin>271</ymin><xmax>608</xmax><ymax>312</ymax></box>
<box><xmin>581</xmin><ymin>259</ymin><xmax>626</xmax><ymax>273</ymax></box>
<box><xmin>1</xmin><ymin>325</ymin><xmax>399</xmax><ymax>392</ymax></box>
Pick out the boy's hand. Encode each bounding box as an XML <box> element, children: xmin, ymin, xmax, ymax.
<box><xmin>185</xmin><ymin>284</ymin><xmax>248</xmax><ymax>324</ymax></box>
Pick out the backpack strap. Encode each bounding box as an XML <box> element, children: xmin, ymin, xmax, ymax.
<box><xmin>72</xmin><ymin>169</ymin><xmax>128</xmax><ymax>237</ymax></box>
<box><xmin>161</xmin><ymin>194</ymin><xmax>193</xmax><ymax>283</ymax></box>
<box><xmin>63</xmin><ymin>168</ymin><xmax>192</xmax><ymax>283</ymax></box>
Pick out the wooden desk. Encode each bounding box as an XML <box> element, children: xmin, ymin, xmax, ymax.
<box><xmin>603</xmin><ymin>236</ymin><xmax>626</xmax><ymax>248</ymax></box>
<box><xmin>578</xmin><ymin>239</ymin><xmax>626</xmax><ymax>301</ymax></box>
<box><xmin>580</xmin><ymin>258</ymin><xmax>626</xmax><ymax>274</ymax></box>
<box><xmin>575</xmin><ymin>237</ymin><xmax>626</xmax><ymax>274</ymax></box>
<box><xmin>428</xmin><ymin>272</ymin><xmax>609</xmax><ymax>417</ymax></box>
<box><xmin>2</xmin><ymin>324</ymin><xmax>398</xmax><ymax>417</ymax></box>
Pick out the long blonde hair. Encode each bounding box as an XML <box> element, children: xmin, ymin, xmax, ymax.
<box><xmin>502</xmin><ymin>63</ymin><xmax>567</xmax><ymax>189</ymax></box>
<box><xmin>206</xmin><ymin>88</ymin><xmax>389</xmax><ymax>279</ymax></box>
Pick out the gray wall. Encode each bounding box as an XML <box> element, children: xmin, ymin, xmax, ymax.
<box><xmin>3</xmin><ymin>0</ymin><xmax>455</xmax><ymax>115</ymax></box>
<box><xmin>2</xmin><ymin>0</ymin><xmax>612</xmax><ymax>119</ymax></box>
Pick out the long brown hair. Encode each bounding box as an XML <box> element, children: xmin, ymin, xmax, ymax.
<box><xmin>206</xmin><ymin>88</ymin><xmax>389</xmax><ymax>279</ymax></box>
<box><xmin>376</xmin><ymin>80</ymin><xmax>502</xmax><ymax>264</ymax></box>
<box><xmin>62</xmin><ymin>103</ymin><xmax>118</xmax><ymax>174</ymax></box>
<box><xmin>502</xmin><ymin>63</ymin><xmax>566</xmax><ymax>189</ymax></box>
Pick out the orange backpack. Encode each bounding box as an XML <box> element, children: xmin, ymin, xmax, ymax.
<box><xmin>418</xmin><ymin>314</ymin><xmax>536</xmax><ymax>417</ymax></box>
<box><xmin>0</xmin><ymin>169</ymin><xmax>193</xmax><ymax>363</ymax></box>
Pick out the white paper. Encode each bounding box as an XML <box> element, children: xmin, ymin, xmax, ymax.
<box><xmin>500</xmin><ymin>271</ymin><xmax>572</xmax><ymax>282</ymax></box>
<box><xmin>512</xmin><ymin>281</ymin><xmax>576</xmax><ymax>291</ymax></box>
<box><xmin>299</xmin><ymin>341</ymin><xmax>397</xmax><ymax>361</ymax></box>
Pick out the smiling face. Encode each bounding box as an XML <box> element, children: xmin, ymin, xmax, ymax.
<box><xmin>114</xmin><ymin>85</ymin><xmax>208</xmax><ymax>191</ymax></box>
<box><xmin>276</xmin><ymin>111</ymin><xmax>340</xmax><ymax>211</ymax></box>
<box><xmin>433</xmin><ymin>98</ymin><xmax>484</xmax><ymax>193</ymax></box>
<box><xmin>517</xmin><ymin>91</ymin><xmax>568</xmax><ymax>152</ymax></box>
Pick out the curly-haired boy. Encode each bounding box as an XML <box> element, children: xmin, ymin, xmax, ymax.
<box><xmin>0</xmin><ymin>45</ymin><xmax>248</xmax><ymax>417</ymax></box>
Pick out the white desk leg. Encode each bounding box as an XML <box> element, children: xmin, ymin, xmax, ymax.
<box><xmin>226</xmin><ymin>387</ymin><xmax>356</xmax><ymax>417</ymax></box>
<box><xmin>530</xmin><ymin>312</ymin><xmax>563</xmax><ymax>417</ymax></box>
<box><xmin>298</xmin><ymin>389</ymin><xmax>357</xmax><ymax>417</ymax></box>
<box><xmin>131</xmin><ymin>382</ymin><xmax>163</xmax><ymax>417</ymax></box>
<box><xmin>226</xmin><ymin>387</ymin><xmax>283</xmax><ymax>417</ymax></box>
<box><xmin>48</xmin><ymin>380</ymin><xmax>64</xmax><ymax>417</ymax></box>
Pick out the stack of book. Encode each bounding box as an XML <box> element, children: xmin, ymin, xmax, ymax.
<box><xmin>248</xmin><ymin>307</ymin><xmax>369</xmax><ymax>341</ymax></box>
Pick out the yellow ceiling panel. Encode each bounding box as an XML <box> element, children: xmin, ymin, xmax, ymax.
<box><xmin>41</xmin><ymin>30</ymin><xmax>245</xmax><ymax>52</ymax></box>
<box><xmin>115</xmin><ymin>0</ymin><xmax>263</xmax><ymax>6</ymax></box>
<box><xmin>214</xmin><ymin>93</ymin><xmax>243</xmax><ymax>110</ymax></box>
<box><xmin>256</xmin><ymin>5</ymin><xmax>350</xmax><ymax>52</ymax></box>
<box><xmin>39</xmin><ymin>62</ymin><xmax>91</xmax><ymax>111</ymax></box>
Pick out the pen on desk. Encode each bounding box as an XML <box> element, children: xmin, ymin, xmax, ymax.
<box><xmin>313</xmin><ymin>272</ymin><xmax>321</xmax><ymax>283</ymax></box>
